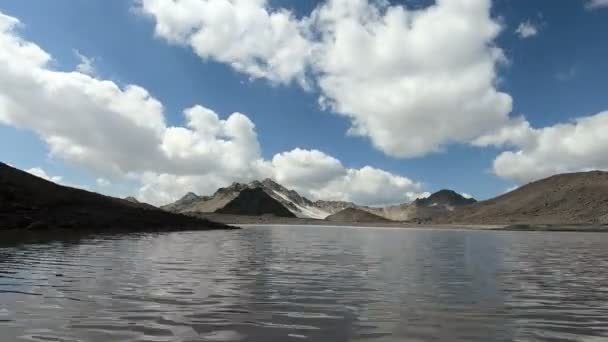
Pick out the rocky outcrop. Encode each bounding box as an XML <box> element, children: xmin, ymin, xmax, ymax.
<box><xmin>161</xmin><ymin>192</ymin><xmax>208</xmax><ymax>212</ymax></box>
<box><xmin>414</xmin><ymin>190</ymin><xmax>476</xmax><ymax>208</ymax></box>
<box><xmin>215</xmin><ymin>188</ymin><xmax>296</xmax><ymax>217</ymax></box>
<box><xmin>326</xmin><ymin>208</ymin><xmax>392</xmax><ymax>223</ymax></box>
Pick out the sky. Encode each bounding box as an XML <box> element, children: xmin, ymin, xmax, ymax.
<box><xmin>0</xmin><ymin>0</ymin><xmax>606</xmax><ymax>206</ymax></box>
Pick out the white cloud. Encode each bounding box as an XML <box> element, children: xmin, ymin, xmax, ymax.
<box><xmin>0</xmin><ymin>11</ymin><xmax>264</xmax><ymax>179</ymax></box>
<box><xmin>460</xmin><ymin>192</ymin><xmax>473</xmax><ymax>199</ymax></box>
<box><xmin>270</xmin><ymin>148</ymin><xmax>345</xmax><ymax>189</ymax></box>
<box><xmin>478</xmin><ymin>111</ymin><xmax>608</xmax><ymax>184</ymax></box>
<box><xmin>0</xmin><ymin>10</ymin><xmax>426</xmax><ymax>207</ymax></box>
<box><xmin>137</xmin><ymin>148</ymin><xmax>428</xmax><ymax>207</ymax></box>
<box><xmin>140</xmin><ymin>0</ymin><xmax>513</xmax><ymax>158</ymax></box>
<box><xmin>96</xmin><ymin>178</ymin><xmax>111</xmax><ymax>187</ymax></box>
<box><xmin>74</xmin><ymin>49</ymin><xmax>96</xmax><ymax>76</ymax></box>
<box><xmin>586</xmin><ymin>0</ymin><xmax>608</xmax><ymax>9</ymax></box>
<box><xmin>515</xmin><ymin>21</ymin><xmax>539</xmax><ymax>39</ymax></box>
<box><xmin>139</xmin><ymin>0</ymin><xmax>314</xmax><ymax>86</ymax></box>
<box><xmin>309</xmin><ymin>166</ymin><xmax>429</xmax><ymax>206</ymax></box>
<box><xmin>25</xmin><ymin>166</ymin><xmax>89</xmax><ymax>190</ymax></box>
<box><xmin>311</xmin><ymin>0</ymin><xmax>512</xmax><ymax>158</ymax></box>
<box><xmin>268</xmin><ymin>149</ymin><xmax>427</xmax><ymax>206</ymax></box>
<box><xmin>472</xmin><ymin>117</ymin><xmax>538</xmax><ymax>149</ymax></box>
<box><xmin>26</xmin><ymin>167</ymin><xmax>63</xmax><ymax>183</ymax></box>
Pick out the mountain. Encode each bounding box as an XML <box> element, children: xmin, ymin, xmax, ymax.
<box><xmin>414</xmin><ymin>190</ymin><xmax>476</xmax><ymax>208</ymax></box>
<box><xmin>161</xmin><ymin>192</ymin><xmax>208</xmax><ymax>212</ymax></box>
<box><xmin>360</xmin><ymin>190</ymin><xmax>476</xmax><ymax>222</ymax></box>
<box><xmin>0</xmin><ymin>162</ymin><xmax>231</xmax><ymax>232</ymax></box>
<box><xmin>163</xmin><ymin>179</ymin><xmax>352</xmax><ymax>219</ymax></box>
<box><xmin>440</xmin><ymin>171</ymin><xmax>608</xmax><ymax>225</ymax></box>
<box><xmin>256</xmin><ymin>179</ymin><xmax>348</xmax><ymax>218</ymax></box>
<box><xmin>123</xmin><ymin>196</ymin><xmax>157</xmax><ymax>210</ymax></box>
<box><xmin>215</xmin><ymin>188</ymin><xmax>296</xmax><ymax>217</ymax></box>
<box><xmin>326</xmin><ymin>208</ymin><xmax>392</xmax><ymax>223</ymax></box>
<box><xmin>362</xmin><ymin>204</ymin><xmax>417</xmax><ymax>222</ymax></box>
<box><xmin>124</xmin><ymin>196</ymin><xmax>139</xmax><ymax>203</ymax></box>
<box><xmin>162</xmin><ymin>178</ymin><xmax>474</xmax><ymax>222</ymax></box>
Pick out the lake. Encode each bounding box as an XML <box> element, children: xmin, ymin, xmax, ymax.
<box><xmin>1</xmin><ymin>225</ymin><xmax>608</xmax><ymax>341</ymax></box>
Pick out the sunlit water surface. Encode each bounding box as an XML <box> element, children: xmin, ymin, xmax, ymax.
<box><xmin>1</xmin><ymin>225</ymin><xmax>608</xmax><ymax>341</ymax></box>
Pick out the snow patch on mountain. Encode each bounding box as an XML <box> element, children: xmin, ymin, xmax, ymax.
<box><xmin>271</xmin><ymin>190</ymin><xmax>330</xmax><ymax>219</ymax></box>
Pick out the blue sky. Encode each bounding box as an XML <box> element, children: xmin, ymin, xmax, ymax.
<box><xmin>0</xmin><ymin>0</ymin><xmax>607</xmax><ymax>205</ymax></box>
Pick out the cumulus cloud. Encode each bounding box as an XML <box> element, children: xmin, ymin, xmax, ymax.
<box><xmin>26</xmin><ymin>167</ymin><xmax>63</xmax><ymax>183</ymax></box>
<box><xmin>140</xmin><ymin>0</ymin><xmax>512</xmax><ymax>158</ymax></box>
<box><xmin>268</xmin><ymin>149</ymin><xmax>427</xmax><ymax>205</ymax></box>
<box><xmin>515</xmin><ymin>21</ymin><xmax>539</xmax><ymax>39</ymax></box>
<box><xmin>96</xmin><ymin>178</ymin><xmax>111</xmax><ymax>187</ymax></box>
<box><xmin>477</xmin><ymin>111</ymin><xmax>608</xmax><ymax>184</ymax></box>
<box><xmin>270</xmin><ymin>148</ymin><xmax>345</xmax><ymax>190</ymax></box>
<box><xmin>460</xmin><ymin>192</ymin><xmax>473</xmax><ymax>199</ymax></box>
<box><xmin>0</xmin><ymin>12</ymin><xmax>169</xmax><ymax>176</ymax></box>
<box><xmin>0</xmin><ymin>10</ymin><xmax>425</xmax><ymax>207</ymax></box>
<box><xmin>137</xmin><ymin>148</ymin><xmax>427</xmax><ymax>207</ymax></box>
<box><xmin>310</xmin><ymin>0</ymin><xmax>512</xmax><ymax>157</ymax></box>
<box><xmin>25</xmin><ymin>166</ymin><xmax>89</xmax><ymax>190</ymax></box>
<box><xmin>308</xmin><ymin>166</ymin><xmax>429</xmax><ymax>206</ymax></box>
<box><xmin>74</xmin><ymin>49</ymin><xmax>96</xmax><ymax>76</ymax></box>
<box><xmin>586</xmin><ymin>0</ymin><xmax>608</xmax><ymax>9</ymax></box>
<box><xmin>138</xmin><ymin>0</ymin><xmax>314</xmax><ymax>86</ymax></box>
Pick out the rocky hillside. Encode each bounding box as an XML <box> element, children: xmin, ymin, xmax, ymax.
<box><xmin>440</xmin><ymin>171</ymin><xmax>608</xmax><ymax>225</ymax></box>
<box><xmin>215</xmin><ymin>188</ymin><xmax>296</xmax><ymax>217</ymax></box>
<box><xmin>162</xmin><ymin>179</ymin><xmax>352</xmax><ymax>219</ymax></box>
<box><xmin>362</xmin><ymin>190</ymin><xmax>476</xmax><ymax>222</ymax></box>
<box><xmin>0</xmin><ymin>162</ymin><xmax>231</xmax><ymax>231</ymax></box>
<box><xmin>326</xmin><ymin>208</ymin><xmax>392</xmax><ymax>223</ymax></box>
<box><xmin>415</xmin><ymin>190</ymin><xmax>476</xmax><ymax>208</ymax></box>
<box><xmin>161</xmin><ymin>192</ymin><xmax>208</xmax><ymax>212</ymax></box>
<box><xmin>162</xmin><ymin>178</ymin><xmax>475</xmax><ymax>222</ymax></box>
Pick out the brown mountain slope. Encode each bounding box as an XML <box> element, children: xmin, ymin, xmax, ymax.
<box><xmin>0</xmin><ymin>162</ymin><xmax>232</xmax><ymax>231</ymax></box>
<box><xmin>326</xmin><ymin>208</ymin><xmax>392</xmax><ymax>223</ymax></box>
<box><xmin>439</xmin><ymin>171</ymin><xmax>608</xmax><ymax>225</ymax></box>
<box><xmin>215</xmin><ymin>188</ymin><xmax>296</xmax><ymax>217</ymax></box>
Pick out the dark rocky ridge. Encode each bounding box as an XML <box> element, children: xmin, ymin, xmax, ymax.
<box><xmin>0</xmin><ymin>162</ymin><xmax>233</xmax><ymax>232</ymax></box>
<box><xmin>215</xmin><ymin>188</ymin><xmax>296</xmax><ymax>217</ymax></box>
<box><xmin>326</xmin><ymin>208</ymin><xmax>392</xmax><ymax>223</ymax></box>
<box><xmin>440</xmin><ymin>171</ymin><xmax>608</xmax><ymax>225</ymax></box>
<box><xmin>415</xmin><ymin>190</ymin><xmax>476</xmax><ymax>207</ymax></box>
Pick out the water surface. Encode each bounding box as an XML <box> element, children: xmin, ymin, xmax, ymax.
<box><xmin>1</xmin><ymin>225</ymin><xmax>608</xmax><ymax>341</ymax></box>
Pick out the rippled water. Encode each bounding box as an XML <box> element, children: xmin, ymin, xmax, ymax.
<box><xmin>1</xmin><ymin>226</ymin><xmax>608</xmax><ymax>341</ymax></box>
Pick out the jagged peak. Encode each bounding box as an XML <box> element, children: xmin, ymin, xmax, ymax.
<box><xmin>175</xmin><ymin>192</ymin><xmax>200</xmax><ymax>203</ymax></box>
<box><xmin>260</xmin><ymin>178</ymin><xmax>280</xmax><ymax>186</ymax></box>
<box><xmin>216</xmin><ymin>182</ymin><xmax>247</xmax><ymax>193</ymax></box>
<box><xmin>414</xmin><ymin>189</ymin><xmax>476</xmax><ymax>207</ymax></box>
<box><xmin>124</xmin><ymin>196</ymin><xmax>140</xmax><ymax>203</ymax></box>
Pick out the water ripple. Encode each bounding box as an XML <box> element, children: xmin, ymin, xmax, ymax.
<box><xmin>1</xmin><ymin>227</ymin><xmax>608</xmax><ymax>341</ymax></box>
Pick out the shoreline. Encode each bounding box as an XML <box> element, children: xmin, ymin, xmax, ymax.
<box><xmin>0</xmin><ymin>224</ymin><xmax>240</xmax><ymax>247</ymax></box>
<box><xmin>188</xmin><ymin>213</ymin><xmax>608</xmax><ymax>232</ymax></box>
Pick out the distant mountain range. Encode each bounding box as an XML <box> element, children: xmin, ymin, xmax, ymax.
<box><xmin>162</xmin><ymin>178</ymin><xmax>476</xmax><ymax>222</ymax></box>
<box><xmin>4</xmin><ymin>160</ymin><xmax>608</xmax><ymax>228</ymax></box>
